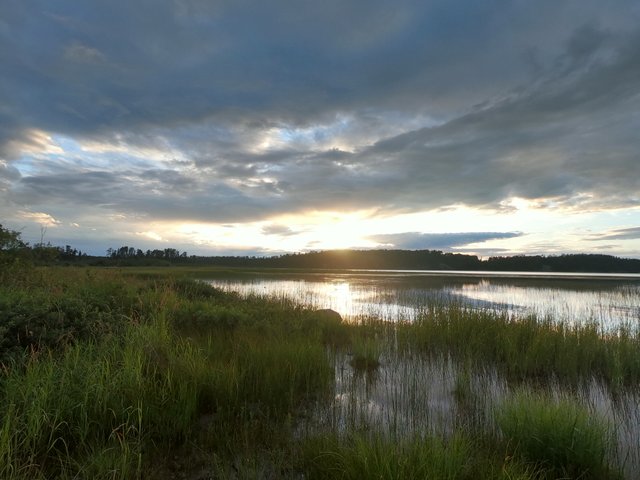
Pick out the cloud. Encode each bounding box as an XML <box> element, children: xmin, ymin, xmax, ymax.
<box><xmin>370</xmin><ymin>231</ymin><xmax>524</xmax><ymax>250</ymax></box>
<box><xmin>136</xmin><ymin>231</ymin><xmax>163</xmax><ymax>242</ymax></box>
<box><xmin>0</xmin><ymin>1</ymin><xmax>634</xmax><ymax>142</ymax></box>
<box><xmin>17</xmin><ymin>211</ymin><xmax>61</xmax><ymax>227</ymax></box>
<box><xmin>63</xmin><ymin>42</ymin><xmax>107</xmax><ymax>64</ymax></box>
<box><xmin>13</xmin><ymin>168</ymin><xmax>283</xmax><ymax>223</ymax></box>
<box><xmin>1</xmin><ymin>0</ymin><xmax>639</xmax><ymax>254</ymax></box>
<box><xmin>261</xmin><ymin>224</ymin><xmax>296</xmax><ymax>236</ymax></box>
<box><xmin>588</xmin><ymin>227</ymin><xmax>640</xmax><ymax>241</ymax></box>
<box><xmin>0</xmin><ymin>161</ymin><xmax>21</xmax><ymax>187</ymax></box>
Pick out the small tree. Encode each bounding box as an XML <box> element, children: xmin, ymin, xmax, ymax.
<box><xmin>0</xmin><ymin>223</ymin><xmax>26</xmax><ymax>252</ymax></box>
<box><xmin>0</xmin><ymin>224</ymin><xmax>31</xmax><ymax>281</ymax></box>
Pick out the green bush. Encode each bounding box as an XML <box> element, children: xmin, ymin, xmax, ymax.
<box><xmin>165</xmin><ymin>277</ymin><xmax>225</xmax><ymax>301</ymax></box>
<box><xmin>0</xmin><ymin>291</ymin><xmax>128</xmax><ymax>362</ymax></box>
<box><xmin>171</xmin><ymin>302</ymin><xmax>249</xmax><ymax>331</ymax></box>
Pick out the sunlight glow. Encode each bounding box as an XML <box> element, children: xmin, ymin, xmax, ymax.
<box><xmin>18</xmin><ymin>211</ymin><xmax>61</xmax><ymax>227</ymax></box>
<box><xmin>7</xmin><ymin>129</ymin><xmax>64</xmax><ymax>157</ymax></box>
<box><xmin>108</xmin><ymin>200</ymin><xmax>640</xmax><ymax>258</ymax></box>
<box><xmin>173</xmin><ymin>203</ymin><xmax>576</xmax><ymax>255</ymax></box>
<box><xmin>136</xmin><ymin>231</ymin><xmax>163</xmax><ymax>241</ymax></box>
<box><xmin>78</xmin><ymin>136</ymin><xmax>186</xmax><ymax>165</ymax></box>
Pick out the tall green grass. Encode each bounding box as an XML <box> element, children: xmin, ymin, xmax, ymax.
<box><xmin>401</xmin><ymin>305</ymin><xmax>640</xmax><ymax>386</ymax></box>
<box><xmin>0</xmin><ymin>319</ymin><xmax>196</xmax><ymax>478</ymax></box>
<box><xmin>496</xmin><ymin>389</ymin><xmax>618</xmax><ymax>479</ymax></box>
<box><xmin>0</xmin><ymin>268</ymin><xmax>336</xmax><ymax>478</ymax></box>
<box><xmin>0</xmin><ymin>267</ymin><xmax>637</xmax><ymax>478</ymax></box>
<box><xmin>0</xmin><ymin>318</ymin><xmax>335</xmax><ymax>477</ymax></box>
<box><xmin>299</xmin><ymin>431</ymin><xmax>544</xmax><ymax>480</ymax></box>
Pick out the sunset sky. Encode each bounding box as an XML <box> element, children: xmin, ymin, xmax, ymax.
<box><xmin>1</xmin><ymin>0</ymin><xmax>639</xmax><ymax>257</ymax></box>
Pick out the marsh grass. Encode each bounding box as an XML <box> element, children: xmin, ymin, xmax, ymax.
<box><xmin>403</xmin><ymin>305</ymin><xmax>640</xmax><ymax>387</ymax></box>
<box><xmin>496</xmin><ymin>389</ymin><xmax>618</xmax><ymax>479</ymax></box>
<box><xmin>349</xmin><ymin>336</ymin><xmax>382</xmax><ymax>372</ymax></box>
<box><xmin>0</xmin><ymin>269</ymin><xmax>337</xmax><ymax>478</ymax></box>
<box><xmin>298</xmin><ymin>431</ymin><xmax>549</xmax><ymax>480</ymax></box>
<box><xmin>0</xmin><ymin>319</ymin><xmax>200</xmax><ymax>478</ymax></box>
<box><xmin>299</xmin><ymin>432</ymin><xmax>476</xmax><ymax>479</ymax></box>
<box><xmin>0</xmin><ymin>267</ymin><xmax>637</xmax><ymax>478</ymax></box>
<box><xmin>0</xmin><ymin>318</ymin><xmax>334</xmax><ymax>478</ymax></box>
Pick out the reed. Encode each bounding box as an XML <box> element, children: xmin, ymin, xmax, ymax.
<box><xmin>402</xmin><ymin>304</ymin><xmax>640</xmax><ymax>386</ymax></box>
<box><xmin>0</xmin><ymin>269</ymin><xmax>337</xmax><ymax>478</ymax></box>
<box><xmin>0</xmin><ymin>266</ymin><xmax>637</xmax><ymax>478</ymax></box>
<box><xmin>496</xmin><ymin>388</ymin><xmax>618</xmax><ymax>479</ymax></box>
<box><xmin>298</xmin><ymin>431</ymin><xmax>546</xmax><ymax>480</ymax></box>
<box><xmin>349</xmin><ymin>335</ymin><xmax>382</xmax><ymax>372</ymax></box>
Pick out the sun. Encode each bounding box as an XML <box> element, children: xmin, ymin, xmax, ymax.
<box><xmin>266</xmin><ymin>210</ymin><xmax>381</xmax><ymax>252</ymax></box>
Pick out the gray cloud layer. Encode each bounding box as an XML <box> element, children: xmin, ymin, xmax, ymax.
<box><xmin>589</xmin><ymin>227</ymin><xmax>640</xmax><ymax>241</ymax></box>
<box><xmin>1</xmin><ymin>0</ymin><xmax>639</xmax><ymax>249</ymax></box>
<box><xmin>371</xmin><ymin>232</ymin><xmax>523</xmax><ymax>250</ymax></box>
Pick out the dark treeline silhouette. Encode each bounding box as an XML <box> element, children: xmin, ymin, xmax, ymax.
<box><xmin>1</xmin><ymin>223</ymin><xmax>88</xmax><ymax>265</ymax></box>
<box><xmin>77</xmin><ymin>246</ymin><xmax>640</xmax><ymax>272</ymax></box>
<box><xmin>191</xmin><ymin>250</ymin><xmax>482</xmax><ymax>270</ymax></box>
<box><xmin>186</xmin><ymin>250</ymin><xmax>640</xmax><ymax>273</ymax></box>
<box><xmin>106</xmin><ymin>246</ymin><xmax>188</xmax><ymax>261</ymax></box>
<box><xmin>483</xmin><ymin>254</ymin><xmax>640</xmax><ymax>273</ymax></box>
<box><xmin>2</xmin><ymin>223</ymin><xmax>639</xmax><ymax>272</ymax></box>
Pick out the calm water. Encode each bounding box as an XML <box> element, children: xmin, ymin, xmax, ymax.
<box><xmin>206</xmin><ymin>270</ymin><xmax>640</xmax><ymax>328</ymax></box>
<box><xmin>207</xmin><ymin>269</ymin><xmax>640</xmax><ymax>476</ymax></box>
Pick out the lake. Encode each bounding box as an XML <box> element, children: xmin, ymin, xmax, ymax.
<box><xmin>206</xmin><ymin>269</ymin><xmax>640</xmax><ymax>329</ymax></box>
<box><xmin>206</xmin><ymin>269</ymin><xmax>640</xmax><ymax>477</ymax></box>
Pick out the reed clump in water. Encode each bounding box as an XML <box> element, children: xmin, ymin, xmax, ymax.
<box><xmin>349</xmin><ymin>336</ymin><xmax>382</xmax><ymax>372</ymax></box>
<box><xmin>399</xmin><ymin>304</ymin><xmax>640</xmax><ymax>387</ymax></box>
<box><xmin>495</xmin><ymin>388</ymin><xmax>618</xmax><ymax>479</ymax></box>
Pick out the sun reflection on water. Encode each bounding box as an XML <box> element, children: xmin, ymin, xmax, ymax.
<box><xmin>207</xmin><ymin>272</ymin><xmax>640</xmax><ymax>328</ymax></box>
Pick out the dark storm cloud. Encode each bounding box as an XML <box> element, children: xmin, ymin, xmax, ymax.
<box><xmin>1</xmin><ymin>0</ymin><xmax>639</xmax><ymax>229</ymax></box>
<box><xmin>185</xmin><ymin>19</ymin><xmax>640</xmax><ymax>216</ymax></box>
<box><xmin>13</xmin><ymin>168</ymin><xmax>283</xmax><ymax>222</ymax></box>
<box><xmin>0</xmin><ymin>0</ymin><xmax>619</xmax><ymax>142</ymax></box>
<box><xmin>371</xmin><ymin>232</ymin><xmax>523</xmax><ymax>250</ymax></box>
<box><xmin>345</xmin><ymin>25</ymin><xmax>640</xmax><ymax>211</ymax></box>
<box><xmin>0</xmin><ymin>162</ymin><xmax>21</xmax><ymax>182</ymax></box>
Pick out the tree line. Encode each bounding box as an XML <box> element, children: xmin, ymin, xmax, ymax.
<box><xmin>2</xmin><ymin>224</ymin><xmax>639</xmax><ymax>272</ymax></box>
<box><xmin>0</xmin><ymin>224</ymin><xmax>87</xmax><ymax>265</ymax></box>
<box><xmin>186</xmin><ymin>249</ymin><xmax>640</xmax><ymax>273</ymax></box>
<box><xmin>106</xmin><ymin>246</ymin><xmax>188</xmax><ymax>261</ymax></box>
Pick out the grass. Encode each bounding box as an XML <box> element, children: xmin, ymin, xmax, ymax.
<box><xmin>400</xmin><ymin>305</ymin><xmax>640</xmax><ymax>387</ymax></box>
<box><xmin>0</xmin><ymin>266</ymin><xmax>636</xmax><ymax>478</ymax></box>
<box><xmin>349</xmin><ymin>335</ymin><xmax>382</xmax><ymax>372</ymax></box>
<box><xmin>0</xmin><ymin>268</ymin><xmax>336</xmax><ymax>478</ymax></box>
<box><xmin>496</xmin><ymin>389</ymin><xmax>618</xmax><ymax>479</ymax></box>
<box><xmin>299</xmin><ymin>432</ymin><xmax>476</xmax><ymax>479</ymax></box>
<box><xmin>298</xmin><ymin>430</ymin><xmax>558</xmax><ymax>480</ymax></box>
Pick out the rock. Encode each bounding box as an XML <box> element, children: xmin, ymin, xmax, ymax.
<box><xmin>311</xmin><ymin>308</ymin><xmax>343</xmax><ymax>323</ymax></box>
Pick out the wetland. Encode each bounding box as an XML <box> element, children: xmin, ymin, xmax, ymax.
<box><xmin>1</xmin><ymin>265</ymin><xmax>640</xmax><ymax>479</ymax></box>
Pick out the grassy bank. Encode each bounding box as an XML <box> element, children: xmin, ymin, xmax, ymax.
<box><xmin>0</xmin><ymin>267</ymin><xmax>635</xmax><ymax>478</ymax></box>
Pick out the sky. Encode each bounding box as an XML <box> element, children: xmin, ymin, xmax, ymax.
<box><xmin>1</xmin><ymin>0</ymin><xmax>639</xmax><ymax>258</ymax></box>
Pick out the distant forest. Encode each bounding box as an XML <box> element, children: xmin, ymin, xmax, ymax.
<box><xmin>98</xmin><ymin>246</ymin><xmax>640</xmax><ymax>273</ymax></box>
<box><xmin>1</xmin><ymin>223</ymin><xmax>638</xmax><ymax>273</ymax></box>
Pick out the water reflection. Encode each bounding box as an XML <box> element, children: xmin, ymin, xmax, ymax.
<box><xmin>322</xmin><ymin>352</ymin><xmax>460</xmax><ymax>437</ymax></box>
<box><xmin>452</xmin><ymin>280</ymin><xmax>640</xmax><ymax>327</ymax></box>
<box><xmin>206</xmin><ymin>271</ymin><xmax>640</xmax><ymax>328</ymax></box>
<box><xmin>205</xmin><ymin>271</ymin><xmax>640</xmax><ymax>476</ymax></box>
<box><xmin>301</xmin><ymin>352</ymin><xmax>640</xmax><ymax>479</ymax></box>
